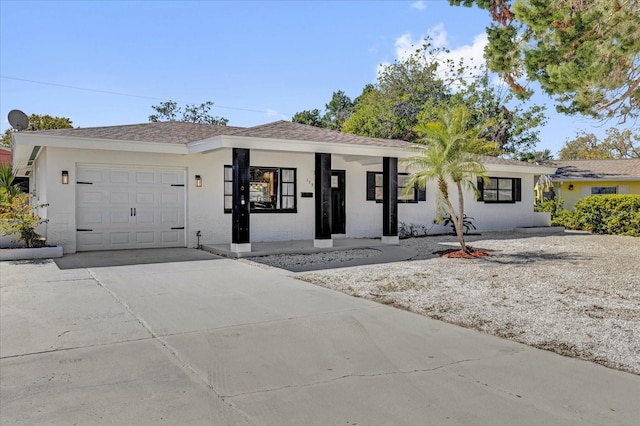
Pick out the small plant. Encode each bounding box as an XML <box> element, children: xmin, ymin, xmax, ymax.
<box><xmin>0</xmin><ymin>193</ymin><xmax>49</xmax><ymax>248</ymax></box>
<box><xmin>440</xmin><ymin>214</ymin><xmax>476</xmax><ymax>235</ymax></box>
<box><xmin>398</xmin><ymin>222</ymin><xmax>430</xmax><ymax>238</ymax></box>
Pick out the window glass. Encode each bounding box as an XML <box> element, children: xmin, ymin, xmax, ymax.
<box><xmin>482</xmin><ymin>177</ymin><xmax>520</xmax><ymax>202</ymax></box>
<box><xmin>224</xmin><ymin>166</ymin><xmax>233</xmax><ymax>211</ymax></box>
<box><xmin>225</xmin><ymin>165</ymin><xmax>296</xmax><ymax>212</ymax></box>
<box><xmin>591</xmin><ymin>186</ymin><xmax>616</xmax><ymax>195</ymax></box>
<box><xmin>367</xmin><ymin>171</ymin><xmax>417</xmax><ymax>202</ymax></box>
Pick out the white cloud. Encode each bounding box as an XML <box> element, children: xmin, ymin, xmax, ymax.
<box><xmin>427</xmin><ymin>23</ymin><xmax>448</xmax><ymax>48</ymax></box>
<box><xmin>411</xmin><ymin>1</ymin><xmax>426</xmax><ymax>10</ymax></box>
<box><xmin>266</xmin><ymin>109</ymin><xmax>278</xmax><ymax>117</ymax></box>
<box><xmin>379</xmin><ymin>25</ymin><xmax>489</xmax><ymax>87</ymax></box>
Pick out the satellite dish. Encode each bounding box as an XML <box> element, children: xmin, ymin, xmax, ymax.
<box><xmin>8</xmin><ymin>109</ymin><xmax>29</xmax><ymax>131</ymax></box>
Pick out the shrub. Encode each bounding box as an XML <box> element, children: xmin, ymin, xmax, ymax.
<box><xmin>573</xmin><ymin>195</ymin><xmax>640</xmax><ymax>236</ymax></box>
<box><xmin>0</xmin><ymin>193</ymin><xmax>49</xmax><ymax>247</ymax></box>
<box><xmin>534</xmin><ymin>197</ymin><xmax>578</xmax><ymax>228</ymax></box>
<box><xmin>441</xmin><ymin>214</ymin><xmax>476</xmax><ymax>234</ymax></box>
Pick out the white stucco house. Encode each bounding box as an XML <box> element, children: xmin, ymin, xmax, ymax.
<box><xmin>11</xmin><ymin>120</ymin><xmax>556</xmax><ymax>254</ymax></box>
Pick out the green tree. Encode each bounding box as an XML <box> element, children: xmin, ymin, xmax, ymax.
<box><xmin>451</xmin><ymin>0</ymin><xmax>640</xmax><ymax>121</ymax></box>
<box><xmin>1</xmin><ymin>114</ymin><xmax>73</xmax><ymax>147</ymax></box>
<box><xmin>149</xmin><ymin>100</ymin><xmax>228</xmax><ymax>125</ymax></box>
<box><xmin>291</xmin><ymin>109</ymin><xmax>323</xmax><ymax>127</ymax></box>
<box><xmin>292</xmin><ymin>91</ymin><xmax>355</xmax><ymax>130</ymax></box>
<box><xmin>341</xmin><ymin>41</ymin><xmax>546</xmax><ymax>155</ymax></box>
<box><xmin>403</xmin><ymin>106</ymin><xmax>496</xmax><ymax>254</ymax></box>
<box><xmin>559</xmin><ymin>129</ymin><xmax>640</xmax><ymax>160</ymax></box>
<box><xmin>518</xmin><ymin>148</ymin><xmax>553</xmax><ymax>163</ymax></box>
<box><xmin>344</xmin><ymin>43</ymin><xmax>450</xmax><ymax>142</ymax></box>
<box><xmin>559</xmin><ymin>132</ymin><xmax>610</xmax><ymax>160</ymax></box>
<box><xmin>601</xmin><ymin>128</ymin><xmax>640</xmax><ymax>158</ymax></box>
<box><xmin>321</xmin><ymin>90</ymin><xmax>354</xmax><ymax>130</ymax></box>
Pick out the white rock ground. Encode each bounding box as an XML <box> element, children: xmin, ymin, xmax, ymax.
<box><xmin>245</xmin><ymin>232</ymin><xmax>640</xmax><ymax>375</ymax></box>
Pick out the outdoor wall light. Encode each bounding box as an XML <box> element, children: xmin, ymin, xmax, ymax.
<box><xmin>195</xmin><ymin>175</ymin><xmax>202</xmax><ymax>187</ymax></box>
<box><xmin>61</xmin><ymin>170</ymin><xmax>69</xmax><ymax>184</ymax></box>
<box><xmin>568</xmin><ymin>184</ymin><xmax>574</xmax><ymax>191</ymax></box>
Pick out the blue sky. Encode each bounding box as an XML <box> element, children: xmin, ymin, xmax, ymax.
<box><xmin>0</xmin><ymin>0</ymin><xmax>629</xmax><ymax>156</ymax></box>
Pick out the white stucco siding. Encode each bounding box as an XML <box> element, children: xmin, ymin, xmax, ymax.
<box><xmin>246</xmin><ymin>150</ymin><xmax>316</xmax><ymax>242</ymax></box>
<box><xmin>35</xmin><ymin>147</ymin><xmax>223</xmax><ymax>253</ymax></box>
<box><xmin>465</xmin><ymin>172</ymin><xmax>550</xmax><ymax>230</ymax></box>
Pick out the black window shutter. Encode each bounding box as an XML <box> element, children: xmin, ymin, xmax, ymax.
<box><xmin>417</xmin><ymin>184</ymin><xmax>426</xmax><ymax>201</ymax></box>
<box><xmin>366</xmin><ymin>172</ymin><xmax>376</xmax><ymax>201</ymax></box>
<box><xmin>477</xmin><ymin>177</ymin><xmax>484</xmax><ymax>201</ymax></box>
<box><xmin>514</xmin><ymin>178</ymin><xmax>522</xmax><ymax>202</ymax></box>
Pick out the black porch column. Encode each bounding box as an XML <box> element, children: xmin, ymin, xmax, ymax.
<box><xmin>232</xmin><ymin>148</ymin><xmax>250</xmax><ymax>251</ymax></box>
<box><xmin>382</xmin><ymin>156</ymin><xmax>398</xmax><ymax>242</ymax></box>
<box><xmin>314</xmin><ymin>153</ymin><xmax>332</xmax><ymax>247</ymax></box>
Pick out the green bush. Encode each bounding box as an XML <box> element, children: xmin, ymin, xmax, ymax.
<box><xmin>534</xmin><ymin>197</ymin><xmax>579</xmax><ymax>228</ymax></box>
<box><xmin>552</xmin><ymin>209</ymin><xmax>580</xmax><ymax>229</ymax></box>
<box><xmin>573</xmin><ymin>195</ymin><xmax>640</xmax><ymax>236</ymax></box>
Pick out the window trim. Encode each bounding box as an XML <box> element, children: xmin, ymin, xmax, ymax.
<box><xmin>477</xmin><ymin>177</ymin><xmax>522</xmax><ymax>203</ymax></box>
<box><xmin>224</xmin><ymin>165</ymin><xmax>297</xmax><ymax>213</ymax></box>
<box><xmin>366</xmin><ymin>171</ymin><xmax>425</xmax><ymax>203</ymax></box>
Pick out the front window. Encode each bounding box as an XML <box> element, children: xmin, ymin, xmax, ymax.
<box><xmin>479</xmin><ymin>177</ymin><xmax>522</xmax><ymax>203</ymax></box>
<box><xmin>224</xmin><ymin>166</ymin><xmax>297</xmax><ymax>213</ymax></box>
<box><xmin>591</xmin><ymin>186</ymin><xmax>617</xmax><ymax>195</ymax></box>
<box><xmin>366</xmin><ymin>171</ymin><xmax>422</xmax><ymax>202</ymax></box>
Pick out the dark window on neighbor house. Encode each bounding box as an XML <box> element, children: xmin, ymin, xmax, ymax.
<box><xmin>477</xmin><ymin>177</ymin><xmax>522</xmax><ymax>203</ymax></box>
<box><xmin>224</xmin><ymin>165</ymin><xmax>297</xmax><ymax>213</ymax></box>
<box><xmin>591</xmin><ymin>186</ymin><xmax>617</xmax><ymax>195</ymax></box>
<box><xmin>366</xmin><ymin>171</ymin><xmax>425</xmax><ymax>203</ymax></box>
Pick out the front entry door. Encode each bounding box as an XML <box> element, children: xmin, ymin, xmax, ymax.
<box><xmin>331</xmin><ymin>170</ymin><xmax>346</xmax><ymax>234</ymax></box>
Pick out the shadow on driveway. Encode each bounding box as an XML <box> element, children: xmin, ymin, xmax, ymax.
<box><xmin>54</xmin><ymin>248</ymin><xmax>223</xmax><ymax>269</ymax></box>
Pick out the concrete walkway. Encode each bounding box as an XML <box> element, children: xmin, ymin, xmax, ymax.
<box><xmin>1</xmin><ymin>251</ymin><xmax>639</xmax><ymax>425</ymax></box>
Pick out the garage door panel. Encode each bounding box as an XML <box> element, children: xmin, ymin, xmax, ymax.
<box><xmin>110</xmin><ymin>211</ymin><xmax>130</xmax><ymax>224</ymax></box>
<box><xmin>136</xmin><ymin>192</ymin><xmax>155</xmax><ymax>204</ymax></box>
<box><xmin>110</xmin><ymin>170</ymin><xmax>131</xmax><ymax>184</ymax></box>
<box><xmin>136</xmin><ymin>210</ymin><xmax>155</xmax><ymax>224</ymax></box>
<box><xmin>77</xmin><ymin>168</ymin><xmax>106</xmax><ymax>183</ymax></box>
<box><xmin>110</xmin><ymin>192</ymin><xmax>130</xmax><ymax>203</ymax></box>
<box><xmin>135</xmin><ymin>232</ymin><xmax>155</xmax><ymax>244</ymax></box>
<box><xmin>77</xmin><ymin>167</ymin><xmax>185</xmax><ymax>251</ymax></box>
<box><xmin>161</xmin><ymin>193</ymin><xmax>181</xmax><ymax>205</ymax></box>
<box><xmin>161</xmin><ymin>211</ymin><xmax>180</xmax><ymax>224</ymax></box>
<box><xmin>135</xmin><ymin>171</ymin><xmax>156</xmax><ymax>184</ymax></box>
<box><xmin>77</xmin><ymin>232</ymin><xmax>106</xmax><ymax>249</ymax></box>
<box><xmin>111</xmin><ymin>232</ymin><xmax>133</xmax><ymax>244</ymax></box>
<box><xmin>161</xmin><ymin>230</ymin><xmax>181</xmax><ymax>243</ymax></box>
<box><xmin>78</xmin><ymin>191</ymin><xmax>103</xmax><ymax>204</ymax></box>
<box><xmin>161</xmin><ymin>175</ymin><xmax>180</xmax><ymax>185</ymax></box>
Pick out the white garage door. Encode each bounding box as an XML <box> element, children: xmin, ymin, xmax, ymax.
<box><xmin>76</xmin><ymin>166</ymin><xmax>186</xmax><ymax>251</ymax></box>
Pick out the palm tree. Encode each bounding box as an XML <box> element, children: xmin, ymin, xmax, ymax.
<box><xmin>403</xmin><ymin>106</ymin><xmax>497</xmax><ymax>254</ymax></box>
<box><xmin>0</xmin><ymin>163</ymin><xmax>21</xmax><ymax>204</ymax></box>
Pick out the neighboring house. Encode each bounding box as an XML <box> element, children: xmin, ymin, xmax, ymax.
<box><xmin>1</xmin><ymin>145</ymin><xmax>29</xmax><ymax>191</ymax></box>
<box><xmin>542</xmin><ymin>159</ymin><xmax>640</xmax><ymax>210</ymax></box>
<box><xmin>0</xmin><ymin>147</ymin><xmax>11</xmax><ymax>164</ymax></box>
<box><xmin>11</xmin><ymin>121</ymin><xmax>556</xmax><ymax>254</ymax></box>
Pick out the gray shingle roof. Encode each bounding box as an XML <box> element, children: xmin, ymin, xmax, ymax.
<box><xmin>32</xmin><ymin>121</ymin><xmax>244</xmax><ymax>144</ymax></box>
<box><xmin>549</xmin><ymin>159</ymin><xmax>640</xmax><ymax>180</ymax></box>
<box><xmin>26</xmin><ymin>120</ymin><xmax>553</xmax><ymax>170</ymax></box>
<box><xmin>232</xmin><ymin>120</ymin><xmax>412</xmax><ymax>148</ymax></box>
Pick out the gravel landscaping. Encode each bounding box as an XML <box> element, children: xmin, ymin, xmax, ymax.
<box><xmin>245</xmin><ymin>231</ymin><xmax>640</xmax><ymax>375</ymax></box>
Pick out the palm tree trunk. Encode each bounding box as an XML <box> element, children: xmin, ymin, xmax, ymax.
<box><xmin>444</xmin><ymin>198</ymin><xmax>468</xmax><ymax>253</ymax></box>
<box><xmin>439</xmin><ymin>178</ymin><xmax>468</xmax><ymax>253</ymax></box>
<box><xmin>455</xmin><ymin>180</ymin><xmax>470</xmax><ymax>253</ymax></box>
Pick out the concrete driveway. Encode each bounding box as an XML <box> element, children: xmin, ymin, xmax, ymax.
<box><xmin>1</xmin><ymin>250</ymin><xmax>639</xmax><ymax>425</ymax></box>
